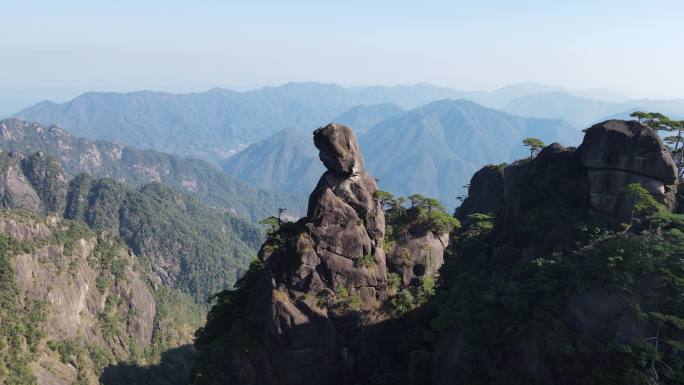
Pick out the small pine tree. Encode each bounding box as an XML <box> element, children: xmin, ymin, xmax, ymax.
<box><xmin>522</xmin><ymin>137</ymin><xmax>545</xmax><ymax>158</ymax></box>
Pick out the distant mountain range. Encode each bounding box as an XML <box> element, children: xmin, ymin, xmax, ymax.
<box><xmin>332</xmin><ymin>103</ymin><xmax>404</xmax><ymax>133</ymax></box>
<box><xmin>12</xmin><ymin>81</ymin><xmax>684</xmax><ymax>208</ymax></box>
<box><xmin>13</xmin><ymin>81</ymin><xmax>634</xmax><ymax>163</ymax></box>
<box><xmin>222</xmin><ymin>129</ymin><xmax>323</xmax><ymax>196</ymax></box>
<box><xmin>0</xmin><ymin>119</ymin><xmax>306</xmax><ymax>221</ymax></box>
<box><xmin>503</xmin><ymin>92</ymin><xmax>684</xmax><ymax>129</ymax></box>
<box><xmin>361</xmin><ymin>99</ymin><xmax>580</xmax><ymax>207</ymax></box>
<box><xmin>224</xmin><ymin>99</ymin><xmax>582</xmax><ymax>208</ymax></box>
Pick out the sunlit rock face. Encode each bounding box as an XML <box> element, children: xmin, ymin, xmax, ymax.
<box><xmin>578</xmin><ymin>119</ymin><xmax>678</xmax><ymax>218</ymax></box>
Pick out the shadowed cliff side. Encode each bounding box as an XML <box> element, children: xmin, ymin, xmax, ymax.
<box><xmin>434</xmin><ymin>120</ymin><xmax>683</xmax><ymax>384</ymax></box>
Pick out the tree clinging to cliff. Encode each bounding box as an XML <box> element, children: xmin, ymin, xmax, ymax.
<box><xmin>523</xmin><ymin>137</ymin><xmax>545</xmax><ymax>158</ymax></box>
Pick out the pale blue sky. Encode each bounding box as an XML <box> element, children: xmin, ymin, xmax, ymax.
<box><xmin>2</xmin><ymin>0</ymin><xmax>683</xmax><ymax>115</ymax></box>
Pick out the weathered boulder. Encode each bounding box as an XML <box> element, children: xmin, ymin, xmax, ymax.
<box><xmin>312</xmin><ymin>123</ymin><xmax>364</xmax><ymax>176</ymax></box>
<box><xmin>386</xmin><ymin>229</ymin><xmax>448</xmax><ymax>286</ymax></box>
<box><xmin>578</xmin><ymin>120</ymin><xmax>678</xmax><ymax>218</ymax></box>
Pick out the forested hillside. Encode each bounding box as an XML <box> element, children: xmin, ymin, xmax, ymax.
<box><xmin>0</xmin><ymin>119</ymin><xmax>306</xmax><ymax>221</ymax></box>
<box><xmin>0</xmin><ymin>149</ymin><xmax>263</xmax><ymax>302</ymax></box>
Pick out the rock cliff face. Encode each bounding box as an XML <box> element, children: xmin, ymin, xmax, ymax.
<box><xmin>0</xmin><ymin>150</ymin><xmax>43</xmax><ymax>212</ymax></box>
<box><xmin>457</xmin><ymin>120</ymin><xmax>678</xmax><ymax>263</ymax></box>
<box><xmin>454</xmin><ymin>164</ymin><xmax>504</xmax><ymax>225</ymax></box>
<box><xmin>386</xmin><ymin>230</ymin><xmax>448</xmax><ymax>286</ymax></box>
<box><xmin>255</xmin><ymin>124</ymin><xmax>388</xmax><ymax>384</ymax></box>
<box><xmin>301</xmin><ymin>124</ymin><xmax>388</xmax><ymax>307</ymax></box>
<box><xmin>0</xmin><ymin>211</ymin><xmax>195</xmax><ymax>385</ymax></box>
<box><xmin>0</xmin><ymin>150</ymin><xmax>262</xmax><ymax>301</ymax></box>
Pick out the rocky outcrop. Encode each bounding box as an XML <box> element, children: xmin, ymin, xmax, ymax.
<box><xmin>302</xmin><ymin>124</ymin><xmax>387</xmax><ymax>306</ymax></box>
<box><xmin>579</xmin><ymin>119</ymin><xmax>678</xmax><ymax>218</ymax></box>
<box><xmin>386</xmin><ymin>230</ymin><xmax>448</xmax><ymax>286</ymax></box>
<box><xmin>455</xmin><ymin>164</ymin><xmax>505</xmax><ymax>223</ymax></box>
<box><xmin>21</xmin><ymin>151</ymin><xmax>68</xmax><ymax>213</ymax></box>
<box><xmin>261</xmin><ymin>124</ymin><xmax>387</xmax><ymax>309</ymax></box>
<box><xmin>434</xmin><ymin>119</ymin><xmax>681</xmax><ymax>384</ymax></box>
<box><xmin>190</xmin><ymin>124</ymin><xmax>392</xmax><ymax>385</ymax></box>
<box><xmin>455</xmin><ymin>120</ymin><xmax>678</xmax><ymax>263</ymax></box>
<box><xmin>0</xmin><ymin>150</ymin><xmax>43</xmax><ymax>212</ymax></box>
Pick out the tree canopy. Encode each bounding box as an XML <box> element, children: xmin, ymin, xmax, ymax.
<box><xmin>522</xmin><ymin>137</ymin><xmax>545</xmax><ymax>158</ymax></box>
<box><xmin>631</xmin><ymin>111</ymin><xmax>684</xmax><ymax>175</ymax></box>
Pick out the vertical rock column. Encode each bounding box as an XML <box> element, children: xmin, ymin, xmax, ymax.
<box><xmin>249</xmin><ymin>123</ymin><xmax>388</xmax><ymax>385</ymax></box>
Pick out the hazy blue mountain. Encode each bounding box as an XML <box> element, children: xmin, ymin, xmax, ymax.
<box><xmin>467</xmin><ymin>82</ymin><xmax>566</xmax><ymax>108</ymax></box>
<box><xmin>332</xmin><ymin>103</ymin><xmax>404</xmax><ymax>133</ymax></box>
<box><xmin>360</xmin><ymin>99</ymin><xmax>582</xmax><ymax>208</ymax></box>
<box><xmin>570</xmin><ymin>88</ymin><xmax>631</xmax><ymax>102</ymax></box>
<box><xmin>504</xmin><ymin>92</ymin><xmax>684</xmax><ymax>129</ymax></box>
<box><xmin>599</xmin><ymin>107</ymin><xmax>684</xmax><ymax>122</ymax></box>
<box><xmin>220</xmin><ymin>99</ymin><xmax>581</xmax><ymax>208</ymax></box>
<box><xmin>13</xmin><ymin>82</ymin><xmax>604</xmax><ymax>163</ymax></box>
<box><xmin>626</xmin><ymin>98</ymin><xmax>684</xmax><ymax>116</ymax></box>
<box><xmin>222</xmin><ymin>129</ymin><xmax>323</xmax><ymax>196</ymax></box>
<box><xmin>0</xmin><ymin>119</ymin><xmax>306</xmax><ymax>221</ymax></box>
<box><xmin>12</xmin><ymin>83</ymin><xmax>448</xmax><ymax>161</ymax></box>
<box><xmin>502</xmin><ymin>92</ymin><xmax>633</xmax><ymax>128</ymax></box>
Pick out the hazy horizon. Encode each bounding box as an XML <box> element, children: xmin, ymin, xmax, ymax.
<box><xmin>3</xmin><ymin>0</ymin><xmax>684</xmax><ymax>116</ymax></box>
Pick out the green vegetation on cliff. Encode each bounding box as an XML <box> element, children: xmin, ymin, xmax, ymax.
<box><xmin>0</xmin><ymin>211</ymin><xmax>204</xmax><ymax>385</ymax></box>
<box><xmin>429</xmin><ymin>185</ymin><xmax>684</xmax><ymax>384</ymax></box>
<box><xmin>0</xmin><ymin>234</ymin><xmax>47</xmax><ymax>385</ymax></box>
<box><xmin>67</xmin><ymin>177</ymin><xmax>263</xmax><ymax>301</ymax></box>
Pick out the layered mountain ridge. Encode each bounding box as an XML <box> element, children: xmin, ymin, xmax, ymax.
<box><xmin>0</xmin><ymin>119</ymin><xmax>306</xmax><ymax>221</ymax></box>
<box><xmin>224</xmin><ymin>99</ymin><xmax>582</xmax><ymax>208</ymax></box>
<box><xmin>11</xmin><ymin>82</ymin><xmax>621</xmax><ymax>162</ymax></box>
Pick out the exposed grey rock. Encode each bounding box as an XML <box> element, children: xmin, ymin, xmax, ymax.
<box><xmin>312</xmin><ymin>123</ymin><xmax>365</xmax><ymax>176</ymax></box>
<box><xmin>455</xmin><ymin>164</ymin><xmax>505</xmax><ymax>223</ymax></box>
<box><xmin>3</xmin><ymin>212</ymin><xmax>157</xmax><ymax>385</ymax></box>
<box><xmin>386</xmin><ymin>230</ymin><xmax>448</xmax><ymax>286</ymax></box>
<box><xmin>578</xmin><ymin>119</ymin><xmax>678</xmax><ymax>218</ymax></box>
<box><xmin>0</xmin><ymin>149</ymin><xmax>43</xmax><ymax>212</ymax></box>
<box><xmin>223</xmin><ymin>124</ymin><xmax>389</xmax><ymax>385</ymax></box>
<box><xmin>457</xmin><ymin>119</ymin><xmax>677</xmax><ymax>260</ymax></box>
<box><xmin>21</xmin><ymin>151</ymin><xmax>68</xmax><ymax>214</ymax></box>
